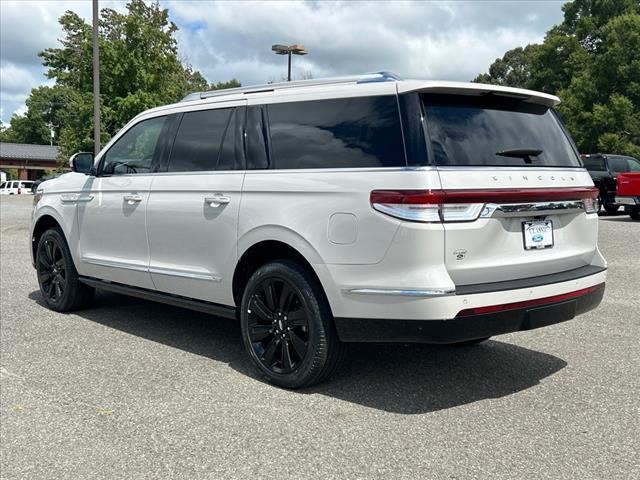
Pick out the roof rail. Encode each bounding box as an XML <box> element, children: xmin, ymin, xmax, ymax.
<box><xmin>180</xmin><ymin>71</ymin><xmax>402</xmax><ymax>102</ymax></box>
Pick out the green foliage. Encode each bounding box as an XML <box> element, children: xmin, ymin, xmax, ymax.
<box><xmin>209</xmin><ymin>79</ymin><xmax>241</xmax><ymax>91</ymax></box>
<box><xmin>4</xmin><ymin>0</ymin><xmax>238</xmax><ymax>160</ymax></box>
<box><xmin>474</xmin><ymin>0</ymin><xmax>640</xmax><ymax>157</ymax></box>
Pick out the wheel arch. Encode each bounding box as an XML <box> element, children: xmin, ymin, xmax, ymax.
<box><xmin>232</xmin><ymin>237</ymin><xmax>327</xmax><ymax>309</ymax></box>
<box><xmin>31</xmin><ymin>213</ymin><xmax>64</xmax><ymax>264</ymax></box>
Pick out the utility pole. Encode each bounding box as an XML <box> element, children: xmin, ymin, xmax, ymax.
<box><xmin>92</xmin><ymin>0</ymin><xmax>100</xmax><ymax>155</ymax></box>
<box><xmin>271</xmin><ymin>44</ymin><xmax>308</xmax><ymax>81</ymax></box>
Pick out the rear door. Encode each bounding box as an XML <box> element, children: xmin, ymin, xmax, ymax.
<box><xmin>146</xmin><ymin>101</ymin><xmax>246</xmax><ymax>305</ymax></box>
<box><xmin>421</xmin><ymin>93</ymin><xmax>599</xmax><ymax>286</ymax></box>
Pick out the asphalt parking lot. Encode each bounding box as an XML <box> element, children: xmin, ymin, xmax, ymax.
<box><xmin>1</xmin><ymin>194</ymin><xmax>638</xmax><ymax>480</ymax></box>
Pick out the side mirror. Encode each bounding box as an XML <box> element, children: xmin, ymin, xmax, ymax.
<box><xmin>69</xmin><ymin>152</ymin><xmax>94</xmax><ymax>174</ymax></box>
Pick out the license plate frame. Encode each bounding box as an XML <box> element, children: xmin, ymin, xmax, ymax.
<box><xmin>522</xmin><ymin>220</ymin><xmax>554</xmax><ymax>250</ymax></box>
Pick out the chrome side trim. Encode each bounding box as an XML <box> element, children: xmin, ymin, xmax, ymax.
<box><xmin>82</xmin><ymin>257</ymin><xmax>148</xmax><ymax>273</ymax></box>
<box><xmin>481</xmin><ymin>201</ymin><xmax>584</xmax><ymax>218</ymax></box>
<box><xmin>149</xmin><ymin>266</ymin><xmax>221</xmax><ymax>282</ymax></box>
<box><xmin>343</xmin><ymin>288</ymin><xmax>455</xmax><ymax>297</ymax></box>
<box><xmin>60</xmin><ymin>193</ymin><xmax>94</xmax><ymax>203</ymax></box>
<box><xmin>436</xmin><ymin>166</ymin><xmax>585</xmax><ymax>172</ymax></box>
<box><xmin>82</xmin><ymin>256</ymin><xmax>222</xmax><ymax>282</ymax></box>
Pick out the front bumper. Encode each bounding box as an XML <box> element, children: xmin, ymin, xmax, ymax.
<box><xmin>334</xmin><ymin>283</ymin><xmax>605</xmax><ymax>343</ymax></box>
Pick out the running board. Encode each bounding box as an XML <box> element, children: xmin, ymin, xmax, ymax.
<box><xmin>78</xmin><ymin>277</ymin><xmax>238</xmax><ymax>319</ymax></box>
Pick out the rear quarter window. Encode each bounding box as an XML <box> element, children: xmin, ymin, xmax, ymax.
<box><xmin>422</xmin><ymin>94</ymin><xmax>581</xmax><ymax>168</ymax></box>
<box><xmin>267</xmin><ymin>96</ymin><xmax>405</xmax><ymax>169</ymax></box>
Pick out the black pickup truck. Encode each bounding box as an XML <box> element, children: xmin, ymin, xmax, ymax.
<box><xmin>581</xmin><ymin>153</ymin><xmax>640</xmax><ymax>213</ymax></box>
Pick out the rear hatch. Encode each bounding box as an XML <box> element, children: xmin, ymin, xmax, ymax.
<box><xmin>421</xmin><ymin>92</ymin><xmax>599</xmax><ymax>286</ymax></box>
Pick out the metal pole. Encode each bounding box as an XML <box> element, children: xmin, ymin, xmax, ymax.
<box><xmin>92</xmin><ymin>0</ymin><xmax>100</xmax><ymax>155</ymax></box>
<box><xmin>287</xmin><ymin>51</ymin><xmax>292</xmax><ymax>81</ymax></box>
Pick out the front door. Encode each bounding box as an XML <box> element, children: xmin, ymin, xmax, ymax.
<box><xmin>146</xmin><ymin>103</ymin><xmax>246</xmax><ymax>305</ymax></box>
<box><xmin>77</xmin><ymin>115</ymin><xmax>168</xmax><ymax>289</ymax></box>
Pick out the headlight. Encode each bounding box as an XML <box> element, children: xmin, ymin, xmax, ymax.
<box><xmin>33</xmin><ymin>190</ymin><xmax>43</xmax><ymax>207</ymax></box>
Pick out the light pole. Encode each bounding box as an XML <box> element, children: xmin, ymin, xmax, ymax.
<box><xmin>92</xmin><ymin>0</ymin><xmax>100</xmax><ymax>155</ymax></box>
<box><xmin>271</xmin><ymin>44</ymin><xmax>307</xmax><ymax>81</ymax></box>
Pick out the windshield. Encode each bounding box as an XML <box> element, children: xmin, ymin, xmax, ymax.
<box><xmin>422</xmin><ymin>94</ymin><xmax>581</xmax><ymax>168</ymax></box>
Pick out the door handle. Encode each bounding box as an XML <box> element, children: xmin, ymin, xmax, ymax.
<box><xmin>123</xmin><ymin>193</ymin><xmax>143</xmax><ymax>205</ymax></box>
<box><xmin>205</xmin><ymin>194</ymin><xmax>231</xmax><ymax>207</ymax></box>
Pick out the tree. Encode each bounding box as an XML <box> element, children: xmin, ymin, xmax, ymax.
<box><xmin>473</xmin><ymin>45</ymin><xmax>539</xmax><ymax>88</ymax></box>
<box><xmin>474</xmin><ymin>0</ymin><xmax>640</xmax><ymax>157</ymax></box>
<box><xmin>4</xmin><ymin>0</ymin><xmax>238</xmax><ymax>160</ymax></box>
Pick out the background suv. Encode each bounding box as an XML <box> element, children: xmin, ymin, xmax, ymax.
<box><xmin>31</xmin><ymin>74</ymin><xmax>607</xmax><ymax>388</ymax></box>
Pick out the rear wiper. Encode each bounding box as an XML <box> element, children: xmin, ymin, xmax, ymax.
<box><xmin>496</xmin><ymin>148</ymin><xmax>542</xmax><ymax>164</ymax></box>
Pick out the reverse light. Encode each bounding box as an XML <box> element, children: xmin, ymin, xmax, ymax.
<box><xmin>370</xmin><ymin>187</ymin><xmax>599</xmax><ymax>223</ymax></box>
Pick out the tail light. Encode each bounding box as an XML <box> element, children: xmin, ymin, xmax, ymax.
<box><xmin>370</xmin><ymin>187</ymin><xmax>599</xmax><ymax>223</ymax></box>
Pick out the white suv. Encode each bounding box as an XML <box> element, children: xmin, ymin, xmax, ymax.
<box><xmin>31</xmin><ymin>74</ymin><xmax>607</xmax><ymax>388</ymax></box>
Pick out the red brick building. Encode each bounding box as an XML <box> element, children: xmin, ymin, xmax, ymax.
<box><xmin>0</xmin><ymin>142</ymin><xmax>61</xmax><ymax>180</ymax></box>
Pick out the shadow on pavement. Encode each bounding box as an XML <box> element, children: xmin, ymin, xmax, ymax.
<box><xmin>29</xmin><ymin>289</ymin><xmax>567</xmax><ymax>415</ymax></box>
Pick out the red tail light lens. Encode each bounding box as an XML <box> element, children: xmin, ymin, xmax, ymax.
<box><xmin>456</xmin><ymin>283</ymin><xmax>605</xmax><ymax>317</ymax></box>
<box><xmin>370</xmin><ymin>187</ymin><xmax>599</xmax><ymax>222</ymax></box>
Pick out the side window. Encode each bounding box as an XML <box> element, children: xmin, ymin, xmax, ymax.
<box><xmin>627</xmin><ymin>158</ymin><xmax>640</xmax><ymax>172</ymax></box>
<box><xmin>267</xmin><ymin>96</ymin><xmax>405</xmax><ymax>169</ymax></box>
<box><xmin>168</xmin><ymin>108</ymin><xmax>233</xmax><ymax>172</ymax></box>
<box><xmin>101</xmin><ymin>116</ymin><xmax>166</xmax><ymax>175</ymax></box>
<box><xmin>609</xmin><ymin>157</ymin><xmax>630</xmax><ymax>174</ymax></box>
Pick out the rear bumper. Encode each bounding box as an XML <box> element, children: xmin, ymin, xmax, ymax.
<box><xmin>334</xmin><ymin>283</ymin><xmax>605</xmax><ymax>343</ymax></box>
<box><xmin>615</xmin><ymin>196</ymin><xmax>639</xmax><ymax>206</ymax></box>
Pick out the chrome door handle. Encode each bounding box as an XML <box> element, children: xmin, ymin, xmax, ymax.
<box><xmin>205</xmin><ymin>194</ymin><xmax>230</xmax><ymax>207</ymax></box>
<box><xmin>123</xmin><ymin>193</ymin><xmax>143</xmax><ymax>204</ymax></box>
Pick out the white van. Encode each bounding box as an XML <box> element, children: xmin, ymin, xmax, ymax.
<box><xmin>30</xmin><ymin>73</ymin><xmax>606</xmax><ymax>388</ymax></box>
<box><xmin>0</xmin><ymin>180</ymin><xmax>34</xmax><ymax>195</ymax></box>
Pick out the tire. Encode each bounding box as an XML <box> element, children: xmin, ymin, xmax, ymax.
<box><xmin>450</xmin><ymin>337</ymin><xmax>491</xmax><ymax>346</ymax></box>
<box><xmin>603</xmin><ymin>203</ymin><xmax>619</xmax><ymax>214</ymax></box>
<box><xmin>630</xmin><ymin>207</ymin><xmax>640</xmax><ymax>220</ymax></box>
<box><xmin>240</xmin><ymin>260</ymin><xmax>345</xmax><ymax>389</ymax></box>
<box><xmin>36</xmin><ymin>227</ymin><xmax>94</xmax><ymax>312</ymax></box>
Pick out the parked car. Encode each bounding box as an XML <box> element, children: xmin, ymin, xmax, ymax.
<box><xmin>30</xmin><ymin>74</ymin><xmax>607</xmax><ymax>388</ymax></box>
<box><xmin>615</xmin><ymin>172</ymin><xmax>640</xmax><ymax>220</ymax></box>
<box><xmin>581</xmin><ymin>153</ymin><xmax>640</xmax><ymax>213</ymax></box>
<box><xmin>0</xmin><ymin>180</ymin><xmax>34</xmax><ymax>195</ymax></box>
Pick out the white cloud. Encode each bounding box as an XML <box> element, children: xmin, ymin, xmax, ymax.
<box><xmin>0</xmin><ymin>0</ymin><xmax>565</xmax><ymax>122</ymax></box>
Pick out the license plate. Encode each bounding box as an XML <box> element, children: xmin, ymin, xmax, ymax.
<box><xmin>522</xmin><ymin>220</ymin><xmax>554</xmax><ymax>250</ymax></box>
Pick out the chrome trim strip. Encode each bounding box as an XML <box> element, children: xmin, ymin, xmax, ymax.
<box><xmin>149</xmin><ymin>266</ymin><xmax>221</xmax><ymax>282</ymax></box>
<box><xmin>82</xmin><ymin>257</ymin><xmax>221</xmax><ymax>282</ymax></box>
<box><xmin>60</xmin><ymin>193</ymin><xmax>94</xmax><ymax>203</ymax></box>
<box><xmin>481</xmin><ymin>200</ymin><xmax>584</xmax><ymax>218</ymax></box>
<box><xmin>343</xmin><ymin>288</ymin><xmax>455</xmax><ymax>297</ymax></box>
<box><xmin>82</xmin><ymin>257</ymin><xmax>148</xmax><ymax>273</ymax></box>
<box><xmin>436</xmin><ymin>166</ymin><xmax>585</xmax><ymax>172</ymax></box>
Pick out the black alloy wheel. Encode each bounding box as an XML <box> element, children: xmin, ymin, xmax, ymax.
<box><xmin>36</xmin><ymin>228</ymin><xmax>94</xmax><ymax>312</ymax></box>
<box><xmin>240</xmin><ymin>260</ymin><xmax>345</xmax><ymax>388</ymax></box>
<box><xmin>246</xmin><ymin>277</ymin><xmax>310</xmax><ymax>374</ymax></box>
<box><xmin>37</xmin><ymin>236</ymin><xmax>66</xmax><ymax>304</ymax></box>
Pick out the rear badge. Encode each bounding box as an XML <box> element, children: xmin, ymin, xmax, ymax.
<box><xmin>453</xmin><ymin>249</ymin><xmax>467</xmax><ymax>261</ymax></box>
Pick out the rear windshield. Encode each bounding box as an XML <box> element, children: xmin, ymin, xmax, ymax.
<box><xmin>422</xmin><ymin>94</ymin><xmax>581</xmax><ymax>168</ymax></box>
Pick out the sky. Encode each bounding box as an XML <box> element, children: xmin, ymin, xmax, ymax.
<box><xmin>0</xmin><ymin>0</ymin><xmax>566</xmax><ymax>125</ymax></box>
